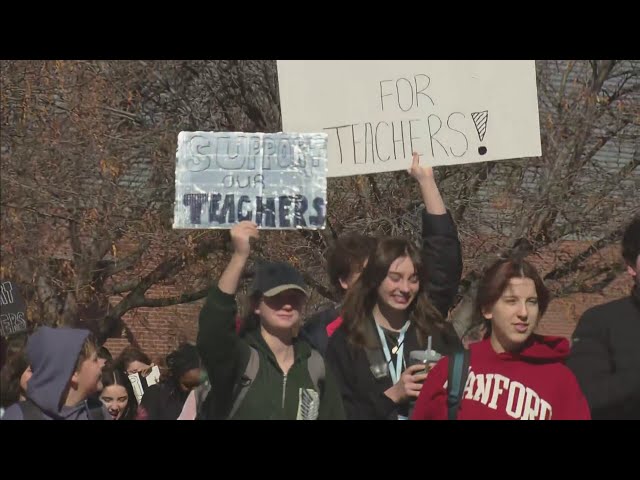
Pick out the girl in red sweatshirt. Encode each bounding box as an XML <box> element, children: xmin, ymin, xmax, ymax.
<box><xmin>411</xmin><ymin>258</ymin><xmax>590</xmax><ymax>420</ymax></box>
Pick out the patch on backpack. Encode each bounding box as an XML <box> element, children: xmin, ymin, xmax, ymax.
<box><xmin>296</xmin><ymin>388</ymin><xmax>320</xmax><ymax>420</ymax></box>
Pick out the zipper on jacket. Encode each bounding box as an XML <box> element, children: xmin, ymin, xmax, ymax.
<box><xmin>282</xmin><ymin>374</ymin><xmax>288</xmax><ymax>409</ymax></box>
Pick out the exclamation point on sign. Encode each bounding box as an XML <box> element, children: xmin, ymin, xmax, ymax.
<box><xmin>471</xmin><ymin>110</ymin><xmax>488</xmax><ymax>155</ymax></box>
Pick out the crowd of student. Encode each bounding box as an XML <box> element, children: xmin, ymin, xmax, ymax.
<box><xmin>2</xmin><ymin>153</ymin><xmax>638</xmax><ymax>420</ymax></box>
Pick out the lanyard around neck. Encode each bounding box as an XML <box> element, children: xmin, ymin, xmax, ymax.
<box><xmin>375</xmin><ymin>320</ymin><xmax>411</xmax><ymax>384</ymax></box>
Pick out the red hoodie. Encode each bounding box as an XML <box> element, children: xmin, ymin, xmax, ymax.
<box><xmin>411</xmin><ymin>335</ymin><xmax>591</xmax><ymax>420</ymax></box>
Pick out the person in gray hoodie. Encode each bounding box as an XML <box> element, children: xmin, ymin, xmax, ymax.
<box><xmin>1</xmin><ymin>326</ymin><xmax>105</xmax><ymax>420</ymax></box>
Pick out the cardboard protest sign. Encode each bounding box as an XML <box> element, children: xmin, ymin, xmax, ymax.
<box><xmin>173</xmin><ymin>132</ymin><xmax>327</xmax><ymax>230</ymax></box>
<box><xmin>0</xmin><ymin>281</ymin><xmax>28</xmax><ymax>337</ymax></box>
<box><xmin>277</xmin><ymin>60</ymin><xmax>541</xmax><ymax>177</ymax></box>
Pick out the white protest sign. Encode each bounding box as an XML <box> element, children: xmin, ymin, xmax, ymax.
<box><xmin>128</xmin><ymin>365</ymin><xmax>161</xmax><ymax>404</ymax></box>
<box><xmin>277</xmin><ymin>61</ymin><xmax>541</xmax><ymax>177</ymax></box>
<box><xmin>145</xmin><ymin>365</ymin><xmax>161</xmax><ymax>386</ymax></box>
<box><xmin>173</xmin><ymin>132</ymin><xmax>327</xmax><ymax>229</ymax></box>
<box><xmin>128</xmin><ymin>373</ymin><xmax>145</xmax><ymax>404</ymax></box>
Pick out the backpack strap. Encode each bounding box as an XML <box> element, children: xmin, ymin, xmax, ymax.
<box><xmin>363</xmin><ymin>346</ymin><xmax>390</xmax><ymax>380</ymax></box>
<box><xmin>227</xmin><ymin>346</ymin><xmax>260</xmax><ymax>419</ymax></box>
<box><xmin>361</xmin><ymin>319</ymin><xmax>391</xmax><ymax>380</ymax></box>
<box><xmin>193</xmin><ymin>381</ymin><xmax>213</xmax><ymax>421</ymax></box>
<box><xmin>18</xmin><ymin>399</ymin><xmax>45</xmax><ymax>420</ymax></box>
<box><xmin>195</xmin><ymin>382</ymin><xmax>211</xmax><ymax>414</ymax></box>
<box><xmin>307</xmin><ymin>349</ymin><xmax>325</xmax><ymax>395</ymax></box>
<box><xmin>447</xmin><ymin>349</ymin><xmax>471</xmax><ymax>420</ymax></box>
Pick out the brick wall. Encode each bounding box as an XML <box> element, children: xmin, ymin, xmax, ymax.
<box><xmin>103</xmin><ymin>300</ymin><xmax>204</xmax><ymax>366</ymax></box>
<box><xmin>527</xmin><ymin>241</ymin><xmax>632</xmax><ymax>339</ymax></box>
<box><xmin>537</xmin><ymin>273</ymin><xmax>631</xmax><ymax>339</ymax></box>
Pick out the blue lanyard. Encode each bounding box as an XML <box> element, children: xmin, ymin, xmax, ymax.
<box><xmin>375</xmin><ymin>321</ymin><xmax>411</xmax><ymax>385</ymax></box>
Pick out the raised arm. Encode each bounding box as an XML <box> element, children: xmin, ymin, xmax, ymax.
<box><xmin>196</xmin><ymin>222</ymin><xmax>258</xmax><ymax>417</ymax></box>
<box><xmin>409</xmin><ymin>152</ymin><xmax>463</xmax><ymax>319</ymax></box>
<box><xmin>409</xmin><ymin>151</ymin><xmax>446</xmax><ymax>215</ymax></box>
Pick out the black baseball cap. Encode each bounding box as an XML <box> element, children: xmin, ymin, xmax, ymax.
<box><xmin>251</xmin><ymin>261</ymin><xmax>308</xmax><ymax>298</ymax></box>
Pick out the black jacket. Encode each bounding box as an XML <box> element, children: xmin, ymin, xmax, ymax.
<box><xmin>566</xmin><ymin>288</ymin><xmax>640</xmax><ymax>420</ymax></box>
<box><xmin>303</xmin><ymin>210</ymin><xmax>463</xmax><ymax>356</ymax></box>
<box><xmin>325</xmin><ymin>210</ymin><xmax>464</xmax><ymax>420</ymax></box>
<box><xmin>139</xmin><ymin>381</ymin><xmax>189</xmax><ymax>420</ymax></box>
<box><xmin>327</xmin><ymin>321</ymin><xmax>460</xmax><ymax>420</ymax></box>
<box><xmin>299</xmin><ymin>305</ymin><xmax>340</xmax><ymax>356</ymax></box>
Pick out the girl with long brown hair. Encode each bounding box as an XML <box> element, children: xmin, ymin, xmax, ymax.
<box><xmin>325</xmin><ymin>153</ymin><xmax>463</xmax><ymax>420</ymax></box>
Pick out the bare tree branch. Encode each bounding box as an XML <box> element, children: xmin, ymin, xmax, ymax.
<box><xmin>69</xmin><ymin>219</ymin><xmax>82</xmax><ymax>261</ymax></box>
<box><xmin>105</xmin><ymin>278</ymin><xmax>140</xmax><ymax>295</ymax></box>
<box><xmin>555</xmin><ymin>263</ymin><xmax>626</xmax><ymax>296</ymax></box>
<box><xmin>544</xmin><ymin>227</ymin><xmax>626</xmax><ymax>281</ymax></box>
<box><xmin>138</xmin><ymin>287</ymin><xmax>211</xmax><ymax>308</ymax></box>
<box><xmin>1</xmin><ymin>203</ymin><xmax>78</xmax><ymax>222</ymax></box>
<box><xmin>99</xmin><ymin>239</ymin><xmax>151</xmax><ymax>278</ymax></box>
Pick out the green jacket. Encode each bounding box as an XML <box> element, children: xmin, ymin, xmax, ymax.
<box><xmin>197</xmin><ymin>286</ymin><xmax>345</xmax><ymax>420</ymax></box>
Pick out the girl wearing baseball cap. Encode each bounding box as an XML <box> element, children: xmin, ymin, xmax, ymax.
<box><xmin>196</xmin><ymin>221</ymin><xmax>345</xmax><ymax>420</ymax></box>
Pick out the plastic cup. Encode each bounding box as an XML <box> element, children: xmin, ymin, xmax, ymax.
<box><xmin>408</xmin><ymin>349</ymin><xmax>442</xmax><ymax>374</ymax></box>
